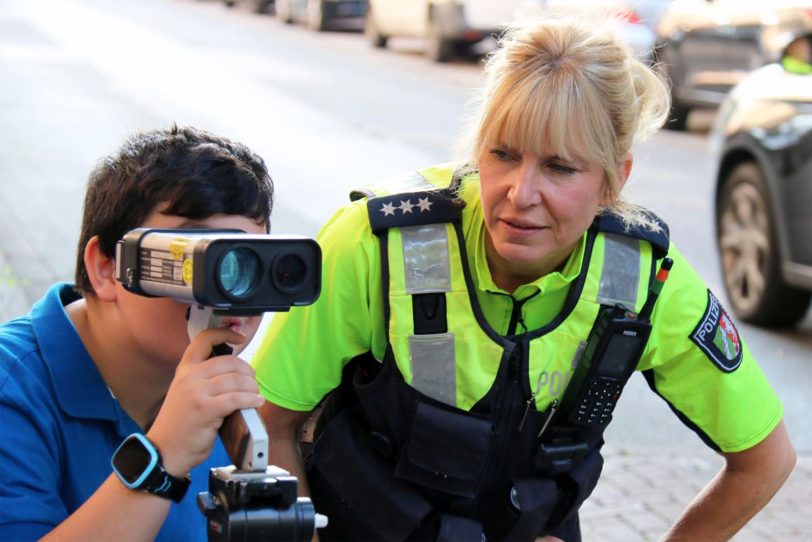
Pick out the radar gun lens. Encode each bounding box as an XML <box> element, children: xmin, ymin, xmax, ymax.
<box><xmin>218</xmin><ymin>247</ymin><xmax>261</xmax><ymax>299</ymax></box>
<box><xmin>272</xmin><ymin>253</ymin><xmax>307</xmax><ymax>294</ymax></box>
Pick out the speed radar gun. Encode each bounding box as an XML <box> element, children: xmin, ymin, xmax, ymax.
<box><xmin>115</xmin><ymin>228</ymin><xmax>328</xmax><ymax>542</ymax></box>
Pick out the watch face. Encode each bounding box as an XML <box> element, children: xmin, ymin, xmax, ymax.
<box><xmin>112</xmin><ymin>434</ymin><xmax>158</xmax><ymax>487</ymax></box>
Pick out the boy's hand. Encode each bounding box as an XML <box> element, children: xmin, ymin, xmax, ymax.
<box><xmin>146</xmin><ymin>327</ymin><xmax>265</xmax><ymax>477</ymax></box>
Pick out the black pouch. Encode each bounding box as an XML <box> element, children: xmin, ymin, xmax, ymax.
<box><xmin>352</xmin><ymin>351</ymin><xmax>407</xmax><ymax>443</ymax></box>
<box><xmin>437</xmin><ymin>513</ymin><xmax>484</xmax><ymax>542</ymax></box>
<box><xmin>395</xmin><ymin>400</ymin><xmax>491</xmax><ymax>498</ymax></box>
<box><xmin>309</xmin><ymin>410</ymin><xmax>433</xmax><ymax>542</ymax></box>
<box><xmin>501</xmin><ymin>477</ymin><xmax>559</xmax><ymax>541</ymax></box>
<box><xmin>545</xmin><ymin>448</ymin><xmax>604</xmax><ymax>529</ymax></box>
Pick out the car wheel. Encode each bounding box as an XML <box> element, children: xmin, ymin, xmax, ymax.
<box><xmin>716</xmin><ymin>161</ymin><xmax>811</xmax><ymax>327</ymax></box>
<box><xmin>253</xmin><ymin>0</ymin><xmax>271</xmax><ymax>14</ymax></box>
<box><xmin>665</xmin><ymin>97</ymin><xmax>691</xmax><ymax>132</ymax></box>
<box><xmin>665</xmin><ymin>99</ymin><xmax>690</xmax><ymax>131</ymax></box>
<box><xmin>365</xmin><ymin>9</ymin><xmax>388</xmax><ymax>48</ymax></box>
<box><xmin>426</xmin><ymin>19</ymin><xmax>454</xmax><ymax>62</ymax></box>
<box><xmin>307</xmin><ymin>0</ymin><xmax>327</xmax><ymax>31</ymax></box>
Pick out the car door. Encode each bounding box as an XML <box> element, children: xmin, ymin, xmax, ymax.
<box><xmin>782</xmin><ymin>106</ymin><xmax>812</xmax><ymax>267</ymax></box>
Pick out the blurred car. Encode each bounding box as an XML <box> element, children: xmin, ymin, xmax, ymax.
<box><xmin>223</xmin><ymin>0</ymin><xmax>274</xmax><ymax>14</ymax></box>
<box><xmin>710</xmin><ymin>34</ymin><xmax>812</xmax><ymax>328</ymax></box>
<box><xmin>512</xmin><ymin>0</ymin><xmax>663</xmax><ymax>63</ymax></box>
<box><xmin>655</xmin><ymin>0</ymin><xmax>812</xmax><ymax>130</ymax></box>
<box><xmin>276</xmin><ymin>0</ymin><xmax>367</xmax><ymax>31</ymax></box>
<box><xmin>364</xmin><ymin>0</ymin><xmax>524</xmax><ymax>62</ymax></box>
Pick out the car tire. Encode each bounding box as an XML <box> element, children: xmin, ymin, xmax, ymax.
<box><xmin>665</xmin><ymin>100</ymin><xmax>690</xmax><ymax>131</ymax></box>
<box><xmin>307</xmin><ymin>0</ymin><xmax>327</xmax><ymax>31</ymax></box>
<box><xmin>365</xmin><ymin>10</ymin><xmax>388</xmax><ymax>48</ymax></box>
<box><xmin>426</xmin><ymin>19</ymin><xmax>454</xmax><ymax>62</ymax></box>
<box><xmin>716</xmin><ymin>161</ymin><xmax>811</xmax><ymax>327</ymax></box>
<box><xmin>253</xmin><ymin>0</ymin><xmax>271</xmax><ymax>14</ymax></box>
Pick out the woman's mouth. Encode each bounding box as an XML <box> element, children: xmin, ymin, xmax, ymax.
<box><xmin>501</xmin><ymin>218</ymin><xmax>545</xmax><ymax>234</ymax></box>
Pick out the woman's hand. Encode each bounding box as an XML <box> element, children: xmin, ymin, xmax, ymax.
<box><xmin>146</xmin><ymin>327</ymin><xmax>265</xmax><ymax>477</ymax></box>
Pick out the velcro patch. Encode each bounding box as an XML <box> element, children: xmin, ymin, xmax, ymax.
<box><xmin>690</xmin><ymin>290</ymin><xmax>743</xmax><ymax>373</ymax></box>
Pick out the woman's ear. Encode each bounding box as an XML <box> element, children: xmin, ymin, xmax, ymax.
<box><xmin>602</xmin><ymin>153</ymin><xmax>634</xmax><ymax>206</ymax></box>
<box><xmin>620</xmin><ymin>153</ymin><xmax>633</xmax><ymax>190</ymax></box>
<box><xmin>84</xmin><ymin>236</ymin><xmax>118</xmax><ymax>302</ymax></box>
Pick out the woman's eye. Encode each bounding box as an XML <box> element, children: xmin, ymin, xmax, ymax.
<box><xmin>549</xmin><ymin>162</ymin><xmax>578</xmax><ymax>175</ymax></box>
<box><xmin>490</xmin><ymin>148</ymin><xmax>515</xmax><ymax>161</ymax></box>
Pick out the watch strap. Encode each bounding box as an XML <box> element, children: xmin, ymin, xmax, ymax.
<box><xmin>140</xmin><ymin>462</ymin><xmax>191</xmax><ymax>503</ymax></box>
<box><xmin>113</xmin><ymin>433</ymin><xmax>191</xmax><ymax>503</ymax></box>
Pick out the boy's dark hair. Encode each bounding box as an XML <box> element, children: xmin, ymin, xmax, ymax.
<box><xmin>75</xmin><ymin>125</ymin><xmax>274</xmax><ymax>295</ymax></box>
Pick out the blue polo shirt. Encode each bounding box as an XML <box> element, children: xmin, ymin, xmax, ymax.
<box><xmin>0</xmin><ymin>283</ymin><xmax>230</xmax><ymax>541</ymax></box>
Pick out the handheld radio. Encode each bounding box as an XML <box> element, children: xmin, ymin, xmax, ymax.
<box><xmin>558</xmin><ymin>257</ymin><xmax>673</xmax><ymax>429</ymax></box>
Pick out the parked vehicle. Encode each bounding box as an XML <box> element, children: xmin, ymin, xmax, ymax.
<box><xmin>364</xmin><ymin>0</ymin><xmax>523</xmax><ymax>62</ymax></box>
<box><xmin>223</xmin><ymin>0</ymin><xmax>274</xmax><ymax>15</ymax></box>
<box><xmin>276</xmin><ymin>0</ymin><xmax>366</xmax><ymax>31</ymax></box>
<box><xmin>512</xmin><ymin>0</ymin><xmax>662</xmax><ymax>62</ymax></box>
<box><xmin>710</xmin><ymin>34</ymin><xmax>812</xmax><ymax>328</ymax></box>
<box><xmin>655</xmin><ymin>0</ymin><xmax>812</xmax><ymax>130</ymax></box>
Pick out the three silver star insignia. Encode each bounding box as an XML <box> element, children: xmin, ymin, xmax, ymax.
<box><xmin>380</xmin><ymin>197</ymin><xmax>433</xmax><ymax>216</ymax></box>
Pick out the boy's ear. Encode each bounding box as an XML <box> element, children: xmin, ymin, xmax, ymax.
<box><xmin>84</xmin><ymin>236</ymin><xmax>118</xmax><ymax>302</ymax></box>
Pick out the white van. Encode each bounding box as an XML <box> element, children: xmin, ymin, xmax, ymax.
<box><xmin>365</xmin><ymin>0</ymin><xmax>523</xmax><ymax>61</ymax></box>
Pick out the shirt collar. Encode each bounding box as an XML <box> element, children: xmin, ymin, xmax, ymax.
<box><xmin>32</xmin><ymin>283</ymin><xmax>119</xmax><ymax>422</ymax></box>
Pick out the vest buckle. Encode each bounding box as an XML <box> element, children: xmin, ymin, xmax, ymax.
<box><xmin>533</xmin><ymin>438</ymin><xmax>589</xmax><ymax>475</ymax></box>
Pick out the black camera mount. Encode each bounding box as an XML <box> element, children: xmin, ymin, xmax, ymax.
<box><xmin>198</xmin><ymin>465</ymin><xmax>327</xmax><ymax>542</ymax></box>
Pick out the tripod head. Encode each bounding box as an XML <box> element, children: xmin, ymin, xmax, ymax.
<box><xmin>198</xmin><ymin>466</ymin><xmax>327</xmax><ymax>542</ymax></box>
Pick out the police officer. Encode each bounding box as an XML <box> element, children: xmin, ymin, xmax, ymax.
<box><xmin>782</xmin><ymin>34</ymin><xmax>812</xmax><ymax>75</ymax></box>
<box><xmin>254</xmin><ymin>15</ymin><xmax>796</xmax><ymax>542</ymax></box>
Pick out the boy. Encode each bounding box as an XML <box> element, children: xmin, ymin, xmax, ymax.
<box><xmin>0</xmin><ymin>125</ymin><xmax>273</xmax><ymax>540</ymax></box>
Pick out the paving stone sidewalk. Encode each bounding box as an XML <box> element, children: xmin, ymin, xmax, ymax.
<box><xmin>581</xmin><ymin>446</ymin><xmax>812</xmax><ymax>541</ymax></box>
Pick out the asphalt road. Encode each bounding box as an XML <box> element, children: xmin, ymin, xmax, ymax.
<box><xmin>0</xmin><ymin>0</ymin><xmax>809</xmax><ymax>458</ymax></box>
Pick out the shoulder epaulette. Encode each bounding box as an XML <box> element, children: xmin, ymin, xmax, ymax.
<box><xmin>351</xmin><ymin>167</ymin><xmax>472</xmax><ymax>234</ymax></box>
<box><xmin>366</xmin><ymin>189</ymin><xmax>462</xmax><ymax>234</ymax></box>
<box><xmin>595</xmin><ymin>211</ymin><xmax>670</xmax><ymax>259</ymax></box>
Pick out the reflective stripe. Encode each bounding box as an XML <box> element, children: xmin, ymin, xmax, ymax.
<box><xmin>409</xmin><ymin>333</ymin><xmax>457</xmax><ymax>405</ymax></box>
<box><xmin>402</xmin><ymin>224</ymin><xmax>452</xmax><ymax>294</ymax></box>
<box><xmin>597</xmin><ymin>234</ymin><xmax>640</xmax><ymax>310</ymax></box>
<box><xmin>382</xmin><ymin>170</ymin><xmax>456</xmax><ymax>404</ymax></box>
<box><xmin>402</xmin><ymin>217</ymin><xmax>455</xmax><ymax>404</ymax></box>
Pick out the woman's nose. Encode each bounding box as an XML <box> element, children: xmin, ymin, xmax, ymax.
<box><xmin>507</xmin><ymin>164</ymin><xmax>543</xmax><ymax>208</ymax></box>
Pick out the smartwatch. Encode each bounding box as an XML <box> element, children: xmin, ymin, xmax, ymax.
<box><xmin>111</xmin><ymin>433</ymin><xmax>191</xmax><ymax>503</ymax></box>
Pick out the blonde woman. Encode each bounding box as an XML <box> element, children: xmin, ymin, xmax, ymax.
<box><xmin>255</xmin><ymin>16</ymin><xmax>795</xmax><ymax>542</ymax></box>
